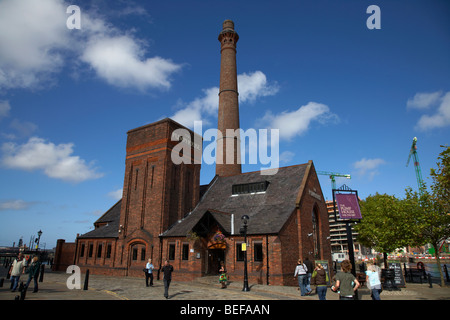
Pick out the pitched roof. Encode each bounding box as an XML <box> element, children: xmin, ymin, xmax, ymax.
<box><xmin>78</xmin><ymin>200</ymin><xmax>121</xmax><ymax>239</ymax></box>
<box><xmin>161</xmin><ymin>163</ymin><xmax>310</xmax><ymax>237</ymax></box>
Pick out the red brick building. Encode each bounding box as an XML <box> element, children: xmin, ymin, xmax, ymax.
<box><xmin>53</xmin><ymin>20</ymin><xmax>331</xmax><ymax>286</ymax></box>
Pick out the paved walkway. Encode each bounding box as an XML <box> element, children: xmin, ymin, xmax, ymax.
<box><xmin>1</xmin><ymin>267</ymin><xmax>449</xmax><ymax>301</ymax></box>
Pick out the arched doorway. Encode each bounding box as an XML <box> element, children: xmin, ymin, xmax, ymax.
<box><xmin>127</xmin><ymin>241</ymin><xmax>147</xmax><ymax>276</ymax></box>
<box><xmin>207</xmin><ymin>242</ymin><xmax>226</xmax><ymax>274</ymax></box>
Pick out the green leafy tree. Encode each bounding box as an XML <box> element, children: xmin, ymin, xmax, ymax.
<box><xmin>404</xmin><ymin>145</ymin><xmax>450</xmax><ymax>287</ymax></box>
<box><xmin>355</xmin><ymin>193</ymin><xmax>415</xmax><ymax>267</ymax></box>
<box><xmin>355</xmin><ymin>146</ymin><xmax>449</xmax><ymax>285</ymax></box>
<box><xmin>430</xmin><ymin>145</ymin><xmax>450</xmax><ymax>213</ymax></box>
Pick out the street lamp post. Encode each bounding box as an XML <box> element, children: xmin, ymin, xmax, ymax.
<box><xmin>36</xmin><ymin>230</ymin><xmax>42</xmax><ymax>251</ymax></box>
<box><xmin>240</xmin><ymin>215</ymin><xmax>250</xmax><ymax>292</ymax></box>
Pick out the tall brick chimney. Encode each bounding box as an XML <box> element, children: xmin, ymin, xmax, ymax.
<box><xmin>216</xmin><ymin>20</ymin><xmax>242</xmax><ymax>177</ymax></box>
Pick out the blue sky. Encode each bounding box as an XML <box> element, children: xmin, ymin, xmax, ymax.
<box><xmin>0</xmin><ymin>0</ymin><xmax>449</xmax><ymax>248</ymax></box>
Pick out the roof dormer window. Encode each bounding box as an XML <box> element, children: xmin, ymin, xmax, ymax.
<box><xmin>231</xmin><ymin>181</ymin><xmax>269</xmax><ymax>195</ymax></box>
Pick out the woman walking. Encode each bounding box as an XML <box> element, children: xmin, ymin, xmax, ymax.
<box><xmin>311</xmin><ymin>263</ymin><xmax>329</xmax><ymax>300</ymax></box>
<box><xmin>294</xmin><ymin>259</ymin><xmax>308</xmax><ymax>296</ymax></box>
<box><xmin>366</xmin><ymin>262</ymin><xmax>382</xmax><ymax>300</ymax></box>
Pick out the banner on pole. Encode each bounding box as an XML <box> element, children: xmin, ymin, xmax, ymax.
<box><xmin>335</xmin><ymin>193</ymin><xmax>362</xmax><ymax>219</ymax></box>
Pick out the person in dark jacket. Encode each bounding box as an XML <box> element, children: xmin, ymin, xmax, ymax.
<box><xmin>311</xmin><ymin>263</ymin><xmax>329</xmax><ymax>300</ymax></box>
<box><xmin>161</xmin><ymin>260</ymin><xmax>174</xmax><ymax>299</ymax></box>
<box><xmin>25</xmin><ymin>256</ymin><xmax>41</xmax><ymax>293</ymax></box>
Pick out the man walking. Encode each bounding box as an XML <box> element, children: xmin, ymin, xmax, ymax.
<box><xmin>161</xmin><ymin>260</ymin><xmax>174</xmax><ymax>299</ymax></box>
<box><xmin>145</xmin><ymin>258</ymin><xmax>154</xmax><ymax>287</ymax></box>
<box><xmin>9</xmin><ymin>253</ymin><xmax>25</xmax><ymax>292</ymax></box>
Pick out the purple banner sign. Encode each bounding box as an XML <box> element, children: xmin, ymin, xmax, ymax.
<box><xmin>335</xmin><ymin>193</ymin><xmax>362</xmax><ymax>219</ymax></box>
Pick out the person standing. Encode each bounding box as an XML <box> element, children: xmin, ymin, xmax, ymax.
<box><xmin>9</xmin><ymin>253</ymin><xmax>25</xmax><ymax>292</ymax></box>
<box><xmin>219</xmin><ymin>261</ymin><xmax>227</xmax><ymax>289</ymax></box>
<box><xmin>25</xmin><ymin>256</ymin><xmax>41</xmax><ymax>293</ymax></box>
<box><xmin>145</xmin><ymin>258</ymin><xmax>154</xmax><ymax>287</ymax></box>
<box><xmin>311</xmin><ymin>263</ymin><xmax>329</xmax><ymax>300</ymax></box>
<box><xmin>304</xmin><ymin>257</ymin><xmax>314</xmax><ymax>295</ymax></box>
<box><xmin>365</xmin><ymin>263</ymin><xmax>382</xmax><ymax>300</ymax></box>
<box><xmin>294</xmin><ymin>259</ymin><xmax>308</xmax><ymax>296</ymax></box>
<box><xmin>332</xmin><ymin>260</ymin><xmax>360</xmax><ymax>300</ymax></box>
<box><xmin>161</xmin><ymin>260</ymin><xmax>174</xmax><ymax>299</ymax></box>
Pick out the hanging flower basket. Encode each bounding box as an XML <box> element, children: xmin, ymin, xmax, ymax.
<box><xmin>213</xmin><ymin>231</ymin><xmax>226</xmax><ymax>242</ymax></box>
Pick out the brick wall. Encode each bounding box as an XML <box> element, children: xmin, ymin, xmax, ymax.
<box><xmin>116</xmin><ymin>119</ymin><xmax>200</xmax><ymax>276</ymax></box>
<box><xmin>52</xmin><ymin>239</ymin><xmax>76</xmax><ymax>272</ymax></box>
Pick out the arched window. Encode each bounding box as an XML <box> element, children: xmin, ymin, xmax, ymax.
<box><xmin>312</xmin><ymin>206</ymin><xmax>320</xmax><ymax>259</ymax></box>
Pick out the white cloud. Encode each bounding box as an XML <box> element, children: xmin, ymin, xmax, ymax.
<box><xmin>0</xmin><ymin>0</ymin><xmax>181</xmax><ymax>92</ymax></box>
<box><xmin>107</xmin><ymin>188</ymin><xmax>123</xmax><ymax>201</ymax></box>
<box><xmin>279</xmin><ymin>151</ymin><xmax>295</xmax><ymax>164</ymax></box>
<box><xmin>171</xmin><ymin>71</ymin><xmax>278</xmax><ymax>128</ymax></box>
<box><xmin>1</xmin><ymin>137</ymin><xmax>103</xmax><ymax>183</ymax></box>
<box><xmin>0</xmin><ymin>199</ymin><xmax>37</xmax><ymax>211</ymax></box>
<box><xmin>0</xmin><ymin>101</ymin><xmax>11</xmax><ymax>119</ymax></box>
<box><xmin>9</xmin><ymin>119</ymin><xmax>38</xmax><ymax>138</ymax></box>
<box><xmin>238</xmin><ymin>71</ymin><xmax>279</xmax><ymax>103</ymax></box>
<box><xmin>407</xmin><ymin>91</ymin><xmax>442</xmax><ymax>109</ymax></box>
<box><xmin>0</xmin><ymin>0</ymin><xmax>69</xmax><ymax>90</ymax></box>
<box><xmin>81</xmin><ymin>35</ymin><xmax>181</xmax><ymax>90</ymax></box>
<box><xmin>414</xmin><ymin>91</ymin><xmax>450</xmax><ymax>131</ymax></box>
<box><xmin>259</xmin><ymin>102</ymin><xmax>339</xmax><ymax>140</ymax></box>
<box><xmin>353</xmin><ymin>157</ymin><xmax>386</xmax><ymax>180</ymax></box>
<box><xmin>171</xmin><ymin>87</ymin><xmax>218</xmax><ymax>126</ymax></box>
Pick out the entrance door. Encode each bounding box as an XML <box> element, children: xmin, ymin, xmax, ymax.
<box><xmin>127</xmin><ymin>242</ymin><xmax>146</xmax><ymax>276</ymax></box>
<box><xmin>208</xmin><ymin>249</ymin><xmax>225</xmax><ymax>274</ymax></box>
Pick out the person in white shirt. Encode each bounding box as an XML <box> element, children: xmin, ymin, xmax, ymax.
<box><xmin>145</xmin><ymin>258</ymin><xmax>154</xmax><ymax>287</ymax></box>
<box><xmin>294</xmin><ymin>259</ymin><xmax>309</xmax><ymax>296</ymax></box>
<box><xmin>365</xmin><ymin>263</ymin><xmax>382</xmax><ymax>300</ymax></box>
<box><xmin>9</xmin><ymin>253</ymin><xmax>25</xmax><ymax>292</ymax></box>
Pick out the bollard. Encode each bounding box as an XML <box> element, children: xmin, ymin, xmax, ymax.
<box><xmin>18</xmin><ymin>281</ymin><xmax>24</xmax><ymax>292</ymax></box>
<box><xmin>20</xmin><ymin>284</ymin><xmax>28</xmax><ymax>300</ymax></box>
<box><xmin>428</xmin><ymin>273</ymin><xmax>432</xmax><ymax>288</ymax></box>
<box><xmin>444</xmin><ymin>265</ymin><xmax>449</xmax><ymax>282</ymax></box>
<box><xmin>39</xmin><ymin>264</ymin><xmax>45</xmax><ymax>283</ymax></box>
<box><xmin>83</xmin><ymin>269</ymin><xmax>89</xmax><ymax>290</ymax></box>
<box><xmin>0</xmin><ymin>278</ymin><xmax>4</xmax><ymax>287</ymax></box>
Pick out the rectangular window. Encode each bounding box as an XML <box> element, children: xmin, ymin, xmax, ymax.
<box><xmin>97</xmin><ymin>244</ymin><xmax>102</xmax><ymax>258</ymax></box>
<box><xmin>182</xmin><ymin>244</ymin><xmax>189</xmax><ymax>260</ymax></box>
<box><xmin>80</xmin><ymin>244</ymin><xmax>85</xmax><ymax>257</ymax></box>
<box><xmin>132</xmin><ymin>248</ymin><xmax>138</xmax><ymax>260</ymax></box>
<box><xmin>236</xmin><ymin>243</ymin><xmax>245</xmax><ymax>261</ymax></box>
<box><xmin>141</xmin><ymin>248</ymin><xmax>146</xmax><ymax>261</ymax></box>
<box><xmin>88</xmin><ymin>244</ymin><xmax>94</xmax><ymax>258</ymax></box>
<box><xmin>254</xmin><ymin>243</ymin><xmax>263</xmax><ymax>262</ymax></box>
<box><xmin>232</xmin><ymin>181</ymin><xmax>269</xmax><ymax>195</ymax></box>
<box><xmin>106</xmin><ymin>244</ymin><xmax>112</xmax><ymax>259</ymax></box>
<box><xmin>169</xmin><ymin>244</ymin><xmax>176</xmax><ymax>260</ymax></box>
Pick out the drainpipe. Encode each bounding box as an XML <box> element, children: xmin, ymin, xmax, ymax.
<box><xmin>231</xmin><ymin>214</ymin><xmax>235</xmax><ymax>235</ymax></box>
<box><xmin>266</xmin><ymin>235</ymin><xmax>270</xmax><ymax>285</ymax></box>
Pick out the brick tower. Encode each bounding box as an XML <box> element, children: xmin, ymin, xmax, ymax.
<box><xmin>216</xmin><ymin>20</ymin><xmax>242</xmax><ymax>177</ymax></box>
<box><xmin>115</xmin><ymin>119</ymin><xmax>201</xmax><ymax>276</ymax></box>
